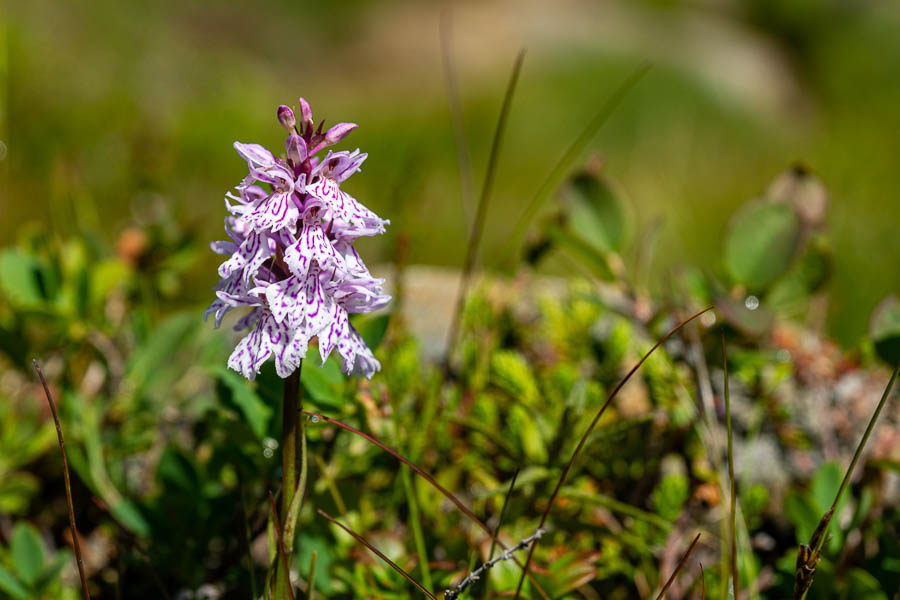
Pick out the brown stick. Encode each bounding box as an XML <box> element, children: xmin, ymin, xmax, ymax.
<box><xmin>33</xmin><ymin>359</ymin><xmax>91</xmax><ymax>600</ymax></box>
<box><xmin>655</xmin><ymin>533</ymin><xmax>702</xmax><ymax>600</ymax></box>
<box><xmin>317</xmin><ymin>509</ymin><xmax>437</xmax><ymax>600</ymax></box>
<box><xmin>700</xmin><ymin>563</ymin><xmax>706</xmax><ymax>599</ymax></box>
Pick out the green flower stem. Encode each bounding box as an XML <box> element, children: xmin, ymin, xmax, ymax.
<box><xmin>275</xmin><ymin>364</ymin><xmax>304</xmax><ymax>600</ymax></box>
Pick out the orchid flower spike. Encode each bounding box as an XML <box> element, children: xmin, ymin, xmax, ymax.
<box><xmin>205</xmin><ymin>99</ymin><xmax>390</xmax><ymax>380</ymax></box>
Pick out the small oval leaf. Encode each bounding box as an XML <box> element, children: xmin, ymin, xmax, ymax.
<box><xmin>724</xmin><ymin>201</ymin><xmax>800</xmax><ymax>290</ymax></box>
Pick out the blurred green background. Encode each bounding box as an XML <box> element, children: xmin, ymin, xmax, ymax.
<box><xmin>4</xmin><ymin>0</ymin><xmax>900</xmax><ymax>344</ymax></box>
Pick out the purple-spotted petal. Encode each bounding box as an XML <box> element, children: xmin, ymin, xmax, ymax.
<box><xmin>316</xmin><ymin>305</ymin><xmax>381</xmax><ymax>379</ymax></box>
<box><xmin>305</xmin><ymin>177</ymin><xmax>387</xmax><ymax>233</ymax></box>
<box><xmin>226</xmin><ymin>309</ymin><xmax>307</xmax><ymax>380</ymax></box>
<box><xmin>234</xmin><ymin>307</ymin><xmax>262</xmax><ymax>332</ymax></box>
<box><xmin>217</xmin><ymin>231</ymin><xmax>274</xmax><ymax>286</ymax></box>
<box><xmin>284</xmin><ymin>214</ymin><xmax>345</xmax><ymax>279</ymax></box>
<box><xmin>248</xmin><ymin>190</ymin><xmax>301</xmax><ymax>233</ymax></box>
<box><xmin>227</xmin><ymin>311</ymin><xmax>276</xmax><ymax>380</ymax></box>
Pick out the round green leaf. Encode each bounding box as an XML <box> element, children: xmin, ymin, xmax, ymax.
<box><xmin>10</xmin><ymin>522</ymin><xmax>44</xmax><ymax>587</ymax></box>
<box><xmin>0</xmin><ymin>250</ymin><xmax>47</xmax><ymax>308</ymax></box>
<box><xmin>565</xmin><ymin>171</ymin><xmax>627</xmax><ymax>254</ymax></box>
<box><xmin>724</xmin><ymin>201</ymin><xmax>800</xmax><ymax>290</ymax></box>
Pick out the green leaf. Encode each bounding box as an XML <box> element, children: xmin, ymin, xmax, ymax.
<box><xmin>784</xmin><ymin>490</ymin><xmax>819</xmax><ymax>544</ymax></box>
<box><xmin>157</xmin><ymin>446</ymin><xmax>201</xmax><ymax>491</ymax></box>
<box><xmin>34</xmin><ymin>551</ymin><xmax>70</xmax><ymax>593</ymax></box>
<box><xmin>350</xmin><ymin>313</ymin><xmax>391</xmax><ymax>351</ymax></box>
<box><xmin>108</xmin><ymin>500</ymin><xmax>151</xmax><ymax>537</ymax></box>
<box><xmin>0</xmin><ymin>472</ymin><xmax>40</xmax><ymax>515</ymax></box>
<box><xmin>509</xmin><ymin>404</ymin><xmax>547</xmax><ymax>463</ymax></box>
<box><xmin>0</xmin><ymin>250</ymin><xmax>47</xmax><ymax>308</ymax></box>
<box><xmin>127</xmin><ymin>311</ymin><xmax>198</xmax><ymax>390</ymax></box>
<box><xmin>214</xmin><ymin>366</ymin><xmax>273</xmax><ymax>439</ymax></box>
<box><xmin>0</xmin><ymin>565</ymin><xmax>29</xmax><ymax>600</ymax></box>
<box><xmin>811</xmin><ymin>461</ymin><xmax>842</xmax><ymax>514</ymax></box>
<box><xmin>546</xmin><ymin>224</ymin><xmax>615</xmax><ymax>280</ymax></box>
<box><xmin>295</xmin><ymin>534</ymin><xmax>336</xmax><ymax>594</ymax></box>
<box><xmin>869</xmin><ymin>295</ymin><xmax>900</xmax><ymax>366</ymax></box>
<box><xmin>10</xmin><ymin>523</ymin><xmax>44</xmax><ymax>587</ymax></box>
<box><xmin>765</xmin><ymin>235</ymin><xmax>831</xmax><ymax>314</ymax></box>
<box><xmin>491</xmin><ymin>350</ymin><xmax>540</xmax><ymax>406</ymax></box>
<box><xmin>564</xmin><ymin>171</ymin><xmax>627</xmax><ymax>253</ymax></box>
<box><xmin>301</xmin><ymin>359</ymin><xmax>345</xmax><ymax>410</ymax></box>
<box><xmin>651</xmin><ymin>473</ymin><xmax>689</xmax><ymax>522</ymax></box>
<box><xmin>724</xmin><ymin>201</ymin><xmax>799</xmax><ymax>290</ymax></box>
<box><xmin>91</xmin><ymin>259</ymin><xmax>131</xmax><ymax>306</ymax></box>
<box><xmin>841</xmin><ymin>568</ymin><xmax>888</xmax><ymax>599</ymax></box>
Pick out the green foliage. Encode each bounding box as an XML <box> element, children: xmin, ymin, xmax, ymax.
<box><xmin>0</xmin><ymin>523</ymin><xmax>72</xmax><ymax>600</ymax></box>
<box><xmin>491</xmin><ymin>350</ymin><xmax>541</xmax><ymax>406</ymax></box>
<box><xmin>870</xmin><ymin>295</ymin><xmax>900</xmax><ymax>366</ymax></box>
<box><xmin>2</xmin><ymin>19</ymin><xmax>900</xmax><ymax>591</ymax></box>
<box><xmin>526</xmin><ymin>168</ymin><xmax>629</xmax><ymax>281</ymax></box>
<box><xmin>565</xmin><ymin>171</ymin><xmax>628</xmax><ymax>254</ymax></box>
<box><xmin>784</xmin><ymin>462</ymin><xmax>848</xmax><ymax>553</ymax></box>
<box><xmin>724</xmin><ymin>201</ymin><xmax>800</xmax><ymax>291</ymax></box>
<box><xmin>651</xmin><ymin>472</ymin><xmax>690</xmax><ymax>522</ymax></box>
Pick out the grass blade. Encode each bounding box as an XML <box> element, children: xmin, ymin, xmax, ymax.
<box><xmin>511</xmin><ymin>307</ymin><xmax>712</xmax><ymax>599</ymax></box>
<box><xmin>723</xmin><ymin>332</ymin><xmax>739</xmax><ymax>600</ymax></box>
<box><xmin>440</xmin><ymin>7</ymin><xmax>476</xmax><ymax>227</ymax></box>
<box><xmin>307</xmin><ymin>550</ymin><xmax>317</xmax><ymax>600</ymax></box>
<box><xmin>656</xmin><ymin>533</ymin><xmax>701</xmax><ymax>600</ymax></box>
<box><xmin>34</xmin><ymin>359</ymin><xmax>91</xmax><ymax>600</ymax></box>
<box><xmin>795</xmin><ymin>363</ymin><xmax>900</xmax><ymax>599</ymax></box>
<box><xmin>445</xmin><ymin>48</ymin><xmax>527</xmax><ymax>361</ymax></box>
<box><xmin>482</xmin><ymin>468</ymin><xmax>520</xmax><ymax>599</ymax></box>
<box><xmin>317</xmin><ymin>509</ymin><xmax>436</xmax><ymax>600</ymax></box>
<box><xmin>499</xmin><ymin>63</ymin><xmax>651</xmax><ymax>269</ymax></box>
<box><xmin>303</xmin><ymin>411</ymin><xmax>550</xmax><ymax>600</ymax></box>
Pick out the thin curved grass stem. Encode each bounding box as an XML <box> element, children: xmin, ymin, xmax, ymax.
<box><xmin>655</xmin><ymin>533</ymin><xmax>702</xmax><ymax>600</ymax></box>
<box><xmin>317</xmin><ymin>509</ymin><xmax>437</xmax><ymax>600</ymax></box>
<box><xmin>302</xmin><ymin>410</ymin><xmax>551</xmax><ymax>600</ymax></box>
<box><xmin>34</xmin><ymin>360</ymin><xmax>92</xmax><ymax>600</ymax></box>
<box><xmin>511</xmin><ymin>307</ymin><xmax>713</xmax><ymax>600</ymax></box>
<box><xmin>445</xmin><ymin>49</ymin><xmax>527</xmax><ymax>361</ymax></box>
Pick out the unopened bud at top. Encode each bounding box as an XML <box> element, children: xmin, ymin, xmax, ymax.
<box><xmin>324</xmin><ymin>122</ymin><xmax>358</xmax><ymax>145</ymax></box>
<box><xmin>277</xmin><ymin>105</ymin><xmax>296</xmax><ymax>130</ymax></box>
<box><xmin>298</xmin><ymin>97</ymin><xmax>314</xmax><ymax>128</ymax></box>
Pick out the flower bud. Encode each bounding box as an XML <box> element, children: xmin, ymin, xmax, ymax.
<box><xmin>324</xmin><ymin>122</ymin><xmax>358</xmax><ymax>145</ymax></box>
<box><xmin>298</xmin><ymin>97</ymin><xmax>314</xmax><ymax>128</ymax></box>
<box><xmin>286</xmin><ymin>134</ymin><xmax>308</xmax><ymax>165</ymax></box>
<box><xmin>277</xmin><ymin>105</ymin><xmax>296</xmax><ymax>130</ymax></box>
